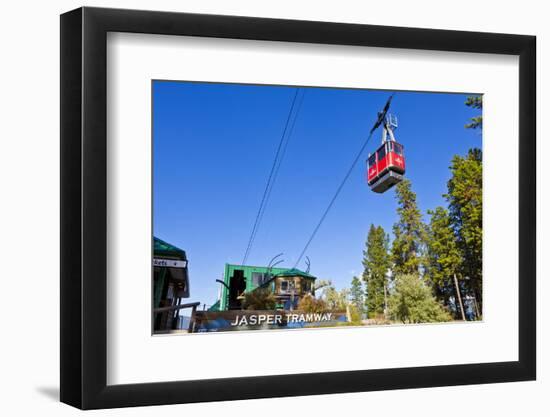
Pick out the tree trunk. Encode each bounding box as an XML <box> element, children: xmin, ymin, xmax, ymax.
<box><xmin>453</xmin><ymin>274</ymin><xmax>466</xmax><ymax>321</ymax></box>
<box><xmin>472</xmin><ymin>294</ymin><xmax>481</xmax><ymax>319</ymax></box>
<box><xmin>383</xmin><ymin>284</ymin><xmax>388</xmax><ymax>319</ymax></box>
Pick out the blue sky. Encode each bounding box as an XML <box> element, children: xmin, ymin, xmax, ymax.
<box><xmin>153</xmin><ymin>81</ymin><xmax>481</xmax><ymax>307</ymax></box>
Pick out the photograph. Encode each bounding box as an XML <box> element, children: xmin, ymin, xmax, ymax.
<box><xmin>0</xmin><ymin>0</ymin><xmax>542</xmax><ymax>413</ymax></box>
<box><xmin>152</xmin><ymin>81</ymin><xmax>483</xmax><ymax>335</ymax></box>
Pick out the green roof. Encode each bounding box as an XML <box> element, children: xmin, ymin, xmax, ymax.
<box><xmin>274</xmin><ymin>268</ymin><xmax>316</xmax><ymax>279</ymax></box>
<box><xmin>154</xmin><ymin>237</ymin><xmax>186</xmax><ymax>259</ymax></box>
<box><xmin>255</xmin><ymin>267</ymin><xmax>316</xmax><ymax>292</ymax></box>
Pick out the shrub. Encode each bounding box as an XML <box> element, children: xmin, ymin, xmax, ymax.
<box><xmin>242</xmin><ymin>288</ymin><xmax>277</xmax><ymax>310</ymax></box>
<box><xmin>388</xmin><ymin>274</ymin><xmax>452</xmax><ymax>324</ymax></box>
<box><xmin>347</xmin><ymin>304</ymin><xmax>363</xmax><ymax>324</ymax></box>
<box><xmin>298</xmin><ymin>294</ymin><xmax>329</xmax><ymax>313</ymax></box>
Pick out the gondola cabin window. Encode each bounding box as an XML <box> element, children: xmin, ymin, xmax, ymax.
<box><xmin>367</xmin><ymin>154</ymin><xmax>377</xmax><ymax>184</ymax></box>
<box><xmin>377</xmin><ymin>144</ymin><xmax>386</xmax><ymax>160</ymax></box>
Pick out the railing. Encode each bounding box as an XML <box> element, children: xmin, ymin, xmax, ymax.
<box><xmin>153</xmin><ymin>301</ymin><xmax>201</xmax><ymax>332</ymax></box>
<box><xmin>278</xmin><ymin>289</ymin><xmax>311</xmax><ymax>295</ymax></box>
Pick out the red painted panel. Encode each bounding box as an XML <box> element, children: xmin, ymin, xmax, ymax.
<box><xmin>388</xmin><ymin>151</ymin><xmax>406</xmax><ymax>173</ymax></box>
<box><xmin>377</xmin><ymin>154</ymin><xmax>388</xmax><ymax>174</ymax></box>
<box><xmin>367</xmin><ymin>163</ymin><xmax>378</xmax><ymax>183</ymax></box>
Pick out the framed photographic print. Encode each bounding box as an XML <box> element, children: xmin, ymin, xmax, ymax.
<box><xmin>60</xmin><ymin>6</ymin><xmax>536</xmax><ymax>410</ymax></box>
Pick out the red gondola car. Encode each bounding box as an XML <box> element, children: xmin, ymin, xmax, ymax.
<box><xmin>367</xmin><ymin>140</ymin><xmax>405</xmax><ymax>193</ymax></box>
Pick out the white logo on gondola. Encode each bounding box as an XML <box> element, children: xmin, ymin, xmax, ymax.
<box><xmin>395</xmin><ymin>157</ymin><xmax>402</xmax><ymax>164</ymax></box>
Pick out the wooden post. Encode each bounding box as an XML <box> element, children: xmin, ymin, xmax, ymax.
<box><xmin>453</xmin><ymin>274</ymin><xmax>466</xmax><ymax>321</ymax></box>
<box><xmin>189</xmin><ymin>304</ymin><xmax>197</xmax><ymax>333</ymax></box>
<box><xmin>346</xmin><ymin>304</ymin><xmax>352</xmax><ymax>322</ymax></box>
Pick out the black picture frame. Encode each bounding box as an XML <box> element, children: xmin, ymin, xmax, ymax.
<box><xmin>60</xmin><ymin>6</ymin><xmax>536</xmax><ymax>410</ymax></box>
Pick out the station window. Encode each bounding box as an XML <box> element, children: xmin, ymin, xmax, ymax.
<box><xmin>251</xmin><ymin>272</ymin><xmax>265</xmax><ymax>286</ymax></box>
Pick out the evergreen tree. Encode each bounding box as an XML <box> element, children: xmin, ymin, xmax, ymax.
<box><xmin>363</xmin><ymin>224</ymin><xmax>390</xmax><ymax>318</ymax></box>
<box><xmin>388</xmin><ymin>274</ymin><xmax>452</xmax><ymax>324</ymax></box>
<box><xmin>446</xmin><ymin>148</ymin><xmax>483</xmax><ymax>311</ymax></box>
<box><xmin>426</xmin><ymin>206</ymin><xmax>464</xmax><ymax>318</ymax></box>
<box><xmin>349</xmin><ymin>276</ymin><xmax>365</xmax><ymax>316</ymax></box>
<box><xmin>465</xmin><ymin>95</ymin><xmax>483</xmax><ymax>130</ymax></box>
<box><xmin>391</xmin><ymin>179</ymin><xmax>427</xmax><ymax>275</ymax></box>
